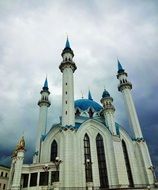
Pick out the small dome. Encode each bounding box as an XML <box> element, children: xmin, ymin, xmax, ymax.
<box><xmin>75</xmin><ymin>99</ymin><xmax>102</xmax><ymax>112</ymax></box>
<box><xmin>102</xmin><ymin>89</ymin><xmax>110</xmax><ymax>98</ymax></box>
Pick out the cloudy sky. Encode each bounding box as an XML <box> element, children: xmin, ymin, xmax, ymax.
<box><xmin>0</xmin><ymin>0</ymin><xmax>158</xmax><ymax>174</ymax></box>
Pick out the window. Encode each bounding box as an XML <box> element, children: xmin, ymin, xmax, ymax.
<box><xmin>51</xmin><ymin>171</ymin><xmax>59</xmax><ymax>183</ymax></box>
<box><xmin>1</xmin><ymin>172</ymin><xmax>3</xmax><ymax>177</ymax></box>
<box><xmin>65</xmin><ymin>91</ymin><xmax>67</xmax><ymax>94</ymax></box>
<box><xmin>39</xmin><ymin>172</ymin><xmax>48</xmax><ymax>186</ymax></box>
<box><xmin>96</xmin><ymin>134</ymin><xmax>109</xmax><ymax>188</ymax></box>
<box><xmin>84</xmin><ymin>134</ymin><xmax>93</xmax><ymax>182</ymax></box>
<box><xmin>65</xmin><ymin>100</ymin><xmax>67</xmax><ymax>104</ymax></box>
<box><xmin>65</xmin><ymin>111</ymin><xmax>67</xmax><ymax>115</ymax></box>
<box><xmin>66</xmin><ymin>83</ymin><xmax>67</xmax><ymax>85</ymax></box>
<box><xmin>3</xmin><ymin>184</ymin><xmax>5</xmax><ymax>190</ymax></box>
<box><xmin>51</xmin><ymin>140</ymin><xmax>57</xmax><ymax>161</ymax></box>
<box><xmin>5</xmin><ymin>173</ymin><xmax>7</xmax><ymax>178</ymax></box>
<box><xmin>0</xmin><ymin>183</ymin><xmax>1</xmax><ymax>188</ymax></box>
<box><xmin>22</xmin><ymin>174</ymin><xmax>29</xmax><ymax>188</ymax></box>
<box><xmin>30</xmin><ymin>173</ymin><xmax>37</xmax><ymax>187</ymax></box>
<box><xmin>122</xmin><ymin>140</ymin><xmax>134</xmax><ymax>187</ymax></box>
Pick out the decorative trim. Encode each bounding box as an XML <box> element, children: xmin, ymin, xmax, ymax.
<box><xmin>61</xmin><ymin>125</ymin><xmax>76</xmax><ymax>131</ymax></box>
<box><xmin>132</xmin><ymin>137</ymin><xmax>145</xmax><ymax>142</ymax></box>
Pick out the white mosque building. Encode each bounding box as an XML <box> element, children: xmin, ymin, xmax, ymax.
<box><xmin>7</xmin><ymin>39</ymin><xmax>157</xmax><ymax>190</ymax></box>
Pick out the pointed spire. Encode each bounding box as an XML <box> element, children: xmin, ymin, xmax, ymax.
<box><xmin>43</xmin><ymin>77</ymin><xmax>49</xmax><ymax>90</ymax></box>
<box><xmin>44</xmin><ymin>77</ymin><xmax>48</xmax><ymax>88</ymax></box>
<box><xmin>118</xmin><ymin>59</ymin><xmax>125</xmax><ymax>73</ymax></box>
<box><xmin>61</xmin><ymin>36</ymin><xmax>74</xmax><ymax>58</ymax></box>
<box><xmin>88</xmin><ymin>90</ymin><xmax>93</xmax><ymax>101</ymax></box>
<box><xmin>65</xmin><ymin>36</ymin><xmax>71</xmax><ymax>49</ymax></box>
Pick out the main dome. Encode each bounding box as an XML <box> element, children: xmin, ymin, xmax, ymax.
<box><xmin>75</xmin><ymin>99</ymin><xmax>102</xmax><ymax>112</ymax></box>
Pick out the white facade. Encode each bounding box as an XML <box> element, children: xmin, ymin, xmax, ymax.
<box><xmin>0</xmin><ymin>165</ymin><xmax>10</xmax><ymax>190</ymax></box>
<box><xmin>8</xmin><ymin>41</ymin><xmax>157</xmax><ymax>190</ymax></box>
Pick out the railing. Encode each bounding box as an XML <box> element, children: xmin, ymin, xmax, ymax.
<box><xmin>38</xmin><ymin>184</ymin><xmax>156</xmax><ymax>190</ymax></box>
<box><xmin>21</xmin><ymin>184</ymin><xmax>158</xmax><ymax>190</ymax></box>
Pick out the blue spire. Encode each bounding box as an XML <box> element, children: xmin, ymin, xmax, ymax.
<box><xmin>65</xmin><ymin>36</ymin><xmax>71</xmax><ymax>49</ymax></box>
<box><xmin>43</xmin><ymin>77</ymin><xmax>48</xmax><ymax>89</ymax></box>
<box><xmin>117</xmin><ymin>59</ymin><xmax>124</xmax><ymax>73</ymax></box>
<box><xmin>88</xmin><ymin>90</ymin><xmax>93</xmax><ymax>100</ymax></box>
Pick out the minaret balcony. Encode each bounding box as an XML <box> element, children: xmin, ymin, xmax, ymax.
<box><xmin>101</xmin><ymin>105</ymin><xmax>115</xmax><ymax>115</ymax></box>
<box><xmin>38</xmin><ymin>100</ymin><xmax>51</xmax><ymax>107</ymax></box>
<box><xmin>59</xmin><ymin>61</ymin><xmax>77</xmax><ymax>73</ymax></box>
<box><xmin>118</xmin><ymin>81</ymin><xmax>132</xmax><ymax>91</ymax></box>
<box><xmin>104</xmin><ymin>105</ymin><xmax>115</xmax><ymax>112</ymax></box>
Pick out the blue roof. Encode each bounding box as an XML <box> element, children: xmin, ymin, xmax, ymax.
<box><xmin>44</xmin><ymin>77</ymin><xmax>48</xmax><ymax>88</ymax></box>
<box><xmin>65</xmin><ymin>37</ymin><xmax>71</xmax><ymax>49</ymax></box>
<box><xmin>75</xmin><ymin>99</ymin><xmax>102</xmax><ymax>111</ymax></box>
<box><xmin>118</xmin><ymin>59</ymin><xmax>124</xmax><ymax>73</ymax></box>
<box><xmin>102</xmin><ymin>89</ymin><xmax>110</xmax><ymax>98</ymax></box>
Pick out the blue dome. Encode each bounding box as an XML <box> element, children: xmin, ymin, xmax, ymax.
<box><xmin>102</xmin><ymin>89</ymin><xmax>110</xmax><ymax>98</ymax></box>
<box><xmin>75</xmin><ymin>99</ymin><xmax>102</xmax><ymax>112</ymax></box>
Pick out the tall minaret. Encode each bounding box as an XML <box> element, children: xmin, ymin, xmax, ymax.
<box><xmin>100</xmin><ymin>89</ymin><xmax>117</xmax><ymax>135</ymax></box>
<box><xmin>117</xmin><ymin>60</ymin><xmax>154</xmax><ymax>185</ymax></box>
<box><xmin>59</xmin><ymin>38</ymin><xmax>77</xmax><ymax>127</ymax></box>
<box><xmin>11</xmin><ymin>137</ymin><xmax>25</xmax><ymax>190</ymax></box>
<box><xmin>117</xmin><ymin>60</ymin><xmax>143</xmax><ymax>139</ymax></box>
<box><xmin>35</xmin><ymin>78</ymin><xmax>51</xmax><ymax>163</ymax></box>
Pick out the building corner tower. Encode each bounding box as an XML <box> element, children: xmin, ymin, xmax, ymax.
<box><xmin>11</xmin><ymin>137</ymin><xmax>25</xmax><ymax>190</ymax></box>
<box><xmin>59</xmin><ymin>37</ymin><xmax>77</xmax><ymax>127</ymax></box>
<box><xmin>34</xmin><ymin>78</ymin><xmax>51</xmax><ymax>163</ymax></box>
<box><xmin>100</xmin><ymin>89</ymin><xmax>117</xmax><ymax>135</ymax></box>
<box><xmin>117</xmin><ymin>60</ymin><xmax>154</xmax><ymax>185</ymax></box>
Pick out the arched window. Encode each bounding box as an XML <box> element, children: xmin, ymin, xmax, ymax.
<box><xmin>75</xmin><ymin>108</ymin><xmax>80</xmax><ymax>116</ymax></box>
<box><xmin>96</xmin><ymin>134</ymin><xmax>109</xmax><ymax>188</ymax></box>
<box><xmin>122</xmin><ymin>140</ymin><xmax>134</xmax><ymax>187</ymax></box>
<box><xmin>51</xmin><ymin>140</ymin><xmax>57</xmax><ymax>161</ymax></box>
<box><xmin>88</xmin><ymin>108</ymin><xmax>93</xmax><ymax>118</ymax></box>
<box><xmin>84</xmin><ymin>134</ymin><xmax>93</xmax><ymax>182</ymax></box>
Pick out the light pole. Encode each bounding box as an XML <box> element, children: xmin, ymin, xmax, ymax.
<box><xmin>54</xmin><ymin>157</ymin><xmax>62</xmax><ymax>171</ymax></box>
<box><xmin>42</xmin><ymin>157</ymin><xmax>62</xmax><ymax>190</ymax></box>
<box><xmin>43</xmin><ymin>164</ymin><xmax>50</xmax><ymax>172</ymax></box>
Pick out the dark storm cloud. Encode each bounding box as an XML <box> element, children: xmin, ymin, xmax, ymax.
<box><xmin>0</xmin><ymin>0</ymin><xmax>157</xmax><ymax>176</ymax></box>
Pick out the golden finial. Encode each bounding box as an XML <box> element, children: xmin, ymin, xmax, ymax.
<box><xmin>16</xmin><ymin>136</ymin><xmax>25</xmax><ymax>151</ymax></box>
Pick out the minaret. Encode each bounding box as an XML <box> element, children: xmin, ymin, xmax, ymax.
<box><xmin>117</xmin><ymin>60</ymin><xmax>154</xmax><ymax>185</ymax></box>
<box><xmin>11</xmin><ymin>137</ymin><xmax>25</xmax><ymax>190</ymax></box>
<box><xmin>35</xmin><ymin>78</ymin><xmax>51</xmax><ymax>163</ymax></box>
<box><xmin>117</xmin><ymin>60</ymin><xmax>143</xmax><ymax>139</ymax></box>
<box><xmin>100</xmin><ymin>89</ymin><xmax>117</xmax><ymax>135</ymax></box>
<box><xmin>59</xmin><ymin>38</ymin><xmax>77</xmax><ymax>127</ymax></box>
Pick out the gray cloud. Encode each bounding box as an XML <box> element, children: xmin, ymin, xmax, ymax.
<box><xmin>0</xmin><ymin>0</ymin><xmax>158</xmax><ymax>175</ymax></box>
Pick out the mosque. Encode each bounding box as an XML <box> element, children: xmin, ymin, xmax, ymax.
<box><xmin>7</xmin><ymin>39</ymin><xmax>156</xmax><ymax>190</ymax></box>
